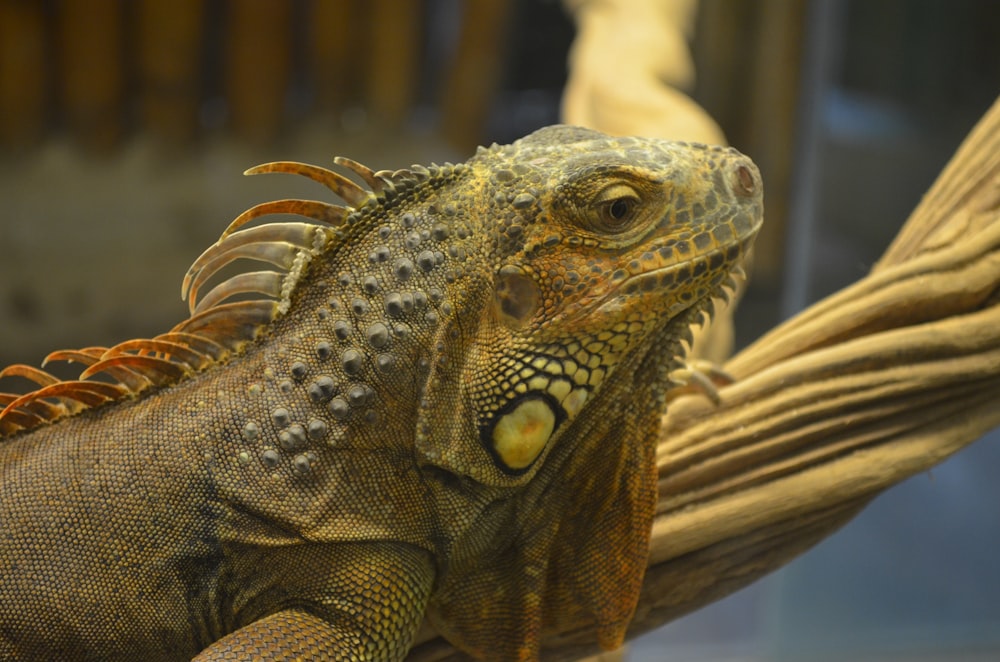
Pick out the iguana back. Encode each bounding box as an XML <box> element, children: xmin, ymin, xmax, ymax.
<box><xmin>0</xmin><ymin>126</ymin><xmax>762</xmax><ymax>661</ymax></box>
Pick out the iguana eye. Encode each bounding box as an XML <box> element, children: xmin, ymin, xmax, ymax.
<box><xmin>592</xmin><ymin>184</ymin><xmax>641</xmax><ymax>232</ymax></box>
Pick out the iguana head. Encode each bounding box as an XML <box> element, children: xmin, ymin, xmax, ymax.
<box><xmin>416</xmin><ymin>125</ymin><xmax>762</xmax><ymax>485</ymax></box>
<box><xmin>414</xmin><ymin>125</ymin><xmax>762</xmax><ymax>658</ymax></box>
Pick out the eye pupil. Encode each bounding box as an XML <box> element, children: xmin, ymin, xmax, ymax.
<box><xmin>607</xmin><ymin>197</ymin><xmax>633</xmax><ymax>223</ymax></box>
<box><xmin>589</xmin><ymin>184</ymin><xmax>641</xmax><ymax>233</ymax></box>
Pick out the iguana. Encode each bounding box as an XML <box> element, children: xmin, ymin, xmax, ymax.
<box><xmin>0</xmin><ymin>125</ymin><xmax>762</xmax><ymax>661</ymax></box>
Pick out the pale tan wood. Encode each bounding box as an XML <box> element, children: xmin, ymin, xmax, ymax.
<box><xmin>561</xmin><ymin>0</ymin><xmax>725</xmax><ymax>145</ymax></box>
<box><xmin>691</xmin><ymin>0</ymin><xmax>808</xmax><ymax>289</ymax></box>
<box><xmin>405</xmin><ymin>95</ymin><xmax>1000</xmax><ymax>661</ymax></box>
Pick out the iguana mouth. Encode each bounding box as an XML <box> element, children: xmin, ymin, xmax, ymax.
<box><xmin>588</xmin><ymin>240</ymin><xmax>748</xmax><ymax>318</ymax></box>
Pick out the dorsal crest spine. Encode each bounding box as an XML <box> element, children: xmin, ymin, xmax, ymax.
<box><xmin>0</xmin><ymin>154</ymin><xmax>446</xmax><ymax>438</ymax></box>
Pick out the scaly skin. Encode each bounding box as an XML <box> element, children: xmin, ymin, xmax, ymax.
<box><xmin>0</xmin><ymin>126</ymin><xmax>762</xmax><ymax>661</ymax></box>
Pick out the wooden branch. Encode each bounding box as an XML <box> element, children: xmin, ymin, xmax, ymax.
<box><xmin>407</xmin><ymin>95</ymin><xmax>1000</xmax><ymax>660</ymax></box>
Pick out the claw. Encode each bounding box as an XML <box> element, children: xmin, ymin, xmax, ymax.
<box><xmin>666</xmin><ymin>359</ymin><xmax>735</xmax><ymax>405</ymax></box>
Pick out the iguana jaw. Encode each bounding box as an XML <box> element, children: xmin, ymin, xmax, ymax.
<box><xmin>588</xmin><ymin>240</ymin><xmax>752</xmax><ymax>319</ymax></box>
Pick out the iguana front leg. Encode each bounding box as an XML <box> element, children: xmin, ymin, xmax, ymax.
<box><xmin>195</xmin><ymin>543</ymin><xmax>434</xmax><ymax>661</ymax></box>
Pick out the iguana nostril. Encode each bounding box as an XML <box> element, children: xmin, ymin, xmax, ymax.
<box><xmin>734</xmin><ymin>163</ymin><xmax>757</xmax><ymax>197</ymax></box>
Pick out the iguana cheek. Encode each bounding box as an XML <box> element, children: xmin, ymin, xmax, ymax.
<box><xmin>483</xmin><ymin>369</ymin><xmax>594</xmax><ymax>473</ymax></box>
<box><xmin>490</xmin><ymin>398</ymin><xmax>556</xmax><ymax>470</ymax></box>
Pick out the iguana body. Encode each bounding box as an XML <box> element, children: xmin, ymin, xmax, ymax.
<box><xmin>0</xmin><ymin>126</ymin><xmax>762</xmax><ymax>661</ymax></box>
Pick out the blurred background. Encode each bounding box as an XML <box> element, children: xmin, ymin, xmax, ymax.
<box><xmin>0</xmin><ymin>0</ymin><xmax>998</xmax><ymax>659</ymax></box>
